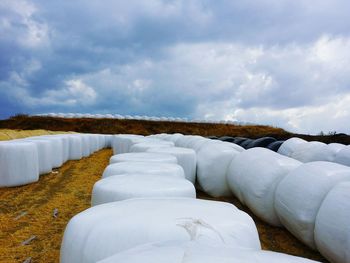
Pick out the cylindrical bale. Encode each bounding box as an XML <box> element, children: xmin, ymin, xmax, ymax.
<box><xmin>109</xmin><ymin>152</ymin><xmax>177</xmax><ymax>165</ymax></box>
<box><xmin>277</xmin><ymin>137</ymin><xmax>307</xmax><ymax>157</ymax></box>
<box><xmin>147</xmin><ymin>147</ymin><xmax>197</xmax><ymax>183</ymax></box>
<box><xmin>60</xmin><ymin>198</ymin><xmax>260</xmax><ymax>263</ymax></box>
<box><xmin>274</xmin><ymin>161</ymin><xmax>350</xmax><ymax>248</ymax></box>
<box><xmin>314</xmin><ymin>181</ymin><xmax>350</xmax><ymax>263</ymax></box>
<box><xmin>246</xmin><ymin>137</ymin><xmax>277</xmax><ymax>149</ymax></box>
<box><xmin>130</xmin><ymin>142</ymin><xmax>174</xmax><ymax>152</ymax></box>
<box><xmin>197</xmin><ymin>142</ymin><xmax>239</xmax><ymax>197</ymax></box>
<box><xmin>0</xmin><ymin>141</ymin><xmax>39</xmax><ymax>187</ymax></box>
<box><xmin>68</xmin><ymin>135</ymin><xmax>83</xmax><ymax>160</ymax></box>
<box><xmin>102</xmin><ymin>162</ymin><xmax>185</xmax><ymax>179</ymax></box>
<box><xmin>91</xmin><ymin>174</ymin><xmax>196</xmax><ymax>206</ymax></box>
<box><xmin>98</xmin><ymin>241</ymin><xmax>320</xmax><ymax>263</ymax></box>
<box><xmin>227</xmin><ymin>148</ymin><xmax>301</xmax><ymax>226</ymax></box>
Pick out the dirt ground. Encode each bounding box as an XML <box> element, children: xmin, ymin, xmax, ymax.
<box><xmin>0</xmin><ymin>146</ymin><xmax>327</xmax><ymax>262</ymax></box>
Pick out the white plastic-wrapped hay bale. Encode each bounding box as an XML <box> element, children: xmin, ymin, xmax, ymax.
<box><xmin>52</xmin><ymin>135</ymin><xmax>70</xmax><ymax>162</ymax></box>
<box><xmin>109</xmin><ymin>152</ymin><xmax>177</xmax><ymax>165</ymax></box>
<box><xmin>80</xmin><ymin>135</ymin><xmax>91</xmax><ymax>157</ymax></box>
<box><xmin>68</xmin><ymin>135</ymin><xmax>83</xmax><ymax>160</ymax></box>
<box><xmin>290</xmin><ymin>141</ymin><xmax>335</xmax><ymax>163</ymax></box>
<box><xmin>112</xmin><ymin>134</ymin><xmax>144</xmax><ymax>154</ymax></box>
<box><xmin>98</xmin><ymin>241</ymin><xmax>319</xmax><ymax>263</ymax></box>
<box><xmin>30</xmin><ymin>136</ymin><xmax>64</xmax><ymax>168</ymax></box>
<box><xmin>328</xmin><ymin>143</ymin><xmax>346</xmax><ymax>154</ymax></box>
<box><xmin>60</xmin><ymin>198</ymin><xmax>260</xmax><ymax>263</ymax></box>
<box><xmin>104</xmin><ymin>135</ymin><xmax>113</xmax><ymax>148</ymax></box>
<box><xmin>197</xmin><ymin>142</ymin><xmax>239</xmax><ymax>197</ymax></box>
<box><xmin>166</xmin><ymin>133</ymin><xmax>184</xmax><ymax>144</ymax></box>
<box><xmin>334</xmin><ymin>145</ymin><xmax>350</xmax><ymax>167</ymax></box>
<box><xmin>219</xmin><ymin>141</ymin><xmax>245</xmax><ymax>152</ymax></box>
<box><xmin>147</xmin><ymin>147</ymin><xmax>196</xmax><ymax>183</ymax></box>
<box><xmin>21</xmin><ymin>138</ymin><xmax>53</xmax><ymax>175</ymax></box>
<box><xmin>89</xmin><ymin>135</ymin><xmax>99</xmax><ymax>153</ymax></box>
<box><xmin>91</xmin><ymin>174</ymin><xmax>196</xmax><ymax>205</ymax></box>
<box><xmin>130</xmin><ymin>141</ymin><xmax>174</xmax><ymax>152</ymax></box>
<box><xmin>102</xmin><ymin>161</ymin><xmax>185</xmax><ymax>179</ymax></box>
<box><xmin>0</xmin><ymin>141</ymin><xmax>39</xmax><ymax>187</ymax></box>
<box><xmin>227</xmin><ymin>148</ymin><xmax>301</xmax><ymax>226</ymax></box>
<box><xmin>275</xmin><ymin>161</ymin><xmax>350</xmax><ymax>248</ymax></box>
<box><xmin>314</xmin><ymin>181</ymin><xmax>350</xmax><ymax>263</ymax></box>
<box><xmin>278</xmin><ymin>137</ymin><xmax>307</xmax><ymax>157</ymax></box>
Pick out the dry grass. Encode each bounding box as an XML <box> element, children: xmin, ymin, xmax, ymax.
<box><xmin>0</xmin><ymin>129</ymin><xmax>73</xmax><ymax>141</ymax></box>
<box><xmin>0</xmin><ymin>149</ymin><xmax>112</xmax><ymax>263</ymax></box>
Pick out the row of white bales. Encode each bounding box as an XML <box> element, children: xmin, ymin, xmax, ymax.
<box><xmin>0</xmin><ymin>133</ymin><xmax>349</xmax><ymax>262</ymax></box>
<box><xmin>68</xmin><ymin>134</ymin><xmax>349</xmax><ymax>263</ymax></box>
<box><xmin>33</xmin><ymin>112</ymin><xmax>252</xmax><ymax>125</ymax></box>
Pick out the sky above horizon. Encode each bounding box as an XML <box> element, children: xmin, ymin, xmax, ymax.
<box><xmin>1</xmin><ymin>0</ymin><xmax>350</xmax><ymax>134</ymax></box>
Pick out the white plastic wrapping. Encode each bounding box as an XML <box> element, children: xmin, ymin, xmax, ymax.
<box><xmin>22</xmin><ymin>139</ymin><xmax>53</xmax><ymax>175</ymax></box>
<box><xmin>275</xmin><ymin>161</ymin><xmax>350</xmax><ymax>248</ymax></box>
<box><xmin>227</xmin><ymin>148</ymin><xmax>301</xmax><ymax>226</ymax></box>
<box><xmin>68</xmin><ymin>135</ymin><xmax>83</xmax><ymax>160</ymax></box>
<box><xmin>197</xmin><ymin>142</ymin><xmax>239</xmax><ymax>197</ymax></box>
<box><xmin>98</xmin><ymin>241</ymin><xmax>319</xmax><ymax>263</ymax></box>
<box><xmin>147</xmin><ymin>147</ymin><xmax>196</xmax><ymax>183</ymax></box>
<box><xmin>334</xmin><ymin>145</ymin><xmax>350</xmax><ymax>167</ymax></box>
<box><xmin>278</xmin><ymin>138</ymin><xmax>307</xmax><ymax>157</ymax></box>
<box><xmin>130</xmin><ymin>141</ymin><xmax>174</xmax><ymax>152</ymax></box>
<box><xmin>289</xmin><ymin>141</ymin><xmax>335</xmax><ymax>162</ymax></box>
<box><xmin>112</xmin><ymin>134</ymin><xmax>144</xmax><ymax>154</ymax></box>
<box><xmin>314</xmin><ymin>181</ymin><xmax>350</xmax><ymax>263</ymax></box>
<box><xmin>0</xmin><ymin>141</ymin><xmax>39</xmax><ymax>187</ymax></box>
<box><xmin>109</xmin><ymin>152</ymin><xmax>177</xmax><ymax>164</ymax></box>
<box><xmin>30</xmin><ymin>136</ymin><xmax>64</xmax><ymax>168</ymax></box>
<box><xmin>91</xmin><ymin>174</ymin><xmax>196</xmax><ymax>205</ymax></box>
<box><xmin>60</xmin><ymin>198</ymin><xmax>260</xmax><ymax>263</ymax></box>
<box><xmin>102</xmin><ymin>161</ymin><xmax>185</xmax><ymax>179</ymax></box>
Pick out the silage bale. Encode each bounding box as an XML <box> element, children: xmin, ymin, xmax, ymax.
<box><xmin>314</xmin><ymin>181</ymin><xmax>350</xmax><ymax>263</ymax></box>
<box><xmin>98</xmin><ymin>241</ymin><xmax>320</xmax><ymax>263</ymax></box>
<box><xmin>197</xmin><ymin>142</ymin><xmax>240</xmax><ymax>197</ymax></box>
<box><xmin>80</xmin><ymin>135</ymin><xmax>91</xmax><ymax>157</ymax></box>
<box><xmin>277</xmin><ymin>137</ymin><xmax>307</xmax><ymax>157</ymax></box>
<box><xmin>102</xmin><ymin>161</ymin><xmax>185</xmax><ymax>179</ymax></box>
<box><xmin>0</xmin><ymin>141</ymin><xmax>39</xmax><ymax>187</ymax></box>
<box><xmin>246</xmin><ymin>137</ymin><xmax>277</xmax><ymax>149</ymax></box>
<box><xmin>226</xmin><ymin>148</ymin><xmax>301</xmax><ymax>226</ymax></box>
<box><xmin>30</xmin><ymin>136</ymin><xmax>64</xmax><ymax>168</ymax></box>
<box><xmin>67</xmin><ymin>135</ymin><xmax>83</xmax><ymax>160</ymax></box>
<box><xmin>334</xmin><ymin>145</ymin><xmax>350</xmax><ymax>167</ymax></box>
<box><xmin>289</xmin><ymin>141</ymin><xmax>336</xmax><ymax>162</ymax></box>
<box><xmin>130</xmin><ymin>141</ymin><xmax>174</xmax><ymax>152</ymax></box>
<box><xmin>109</xmin><ymin>152</ymin><xmax>177</xmax><ymax>165</ymax></box>
<box><xmin>91</xmin><ymin>174</ymin><xmax>196</xmax><ymax>205</ymax></box>
<box><xmin>60</xmin><ymin>198</ymin><xmax>260</xmax><ymax>263</ymax></box>
<box><xmin>274</xmin><ymin>161</ymin><xmax>350</xmax><ymax>248</ymax></box>
<box><xmin>112</xmin><ymin>135</ymin><xmax>145</xmax><ymax>154</ymax></box>
<box><xmin>267</xmin><ymin>140</ymin><xmax>284</xmax><ymax>152</ymax></box>
<box><xmin>147</xmin><ymin>147</ymin><xmax>196</xmax><ymax>183</ymax></box>
<box><xmin>21</xmin><ymin>138</ymin><xmax>54</xmax><ymax>175</ymax></box>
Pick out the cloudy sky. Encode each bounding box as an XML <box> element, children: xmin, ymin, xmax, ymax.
<box><xmin>1</xmin><ymin>0</ymin><xmax>350</xmax><ymax>134</ymax></box>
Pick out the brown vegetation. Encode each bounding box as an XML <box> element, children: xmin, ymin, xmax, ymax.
<box><xmin>1</xmin><ymin>115</ymin><xmax>349</xmax><ymax>144</ymax></box>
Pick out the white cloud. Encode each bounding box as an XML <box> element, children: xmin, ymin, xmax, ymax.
<box><xmin>0</xmin><ymin>0</ymin><xmax>49</xmax><ymax>48</ymax></box>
